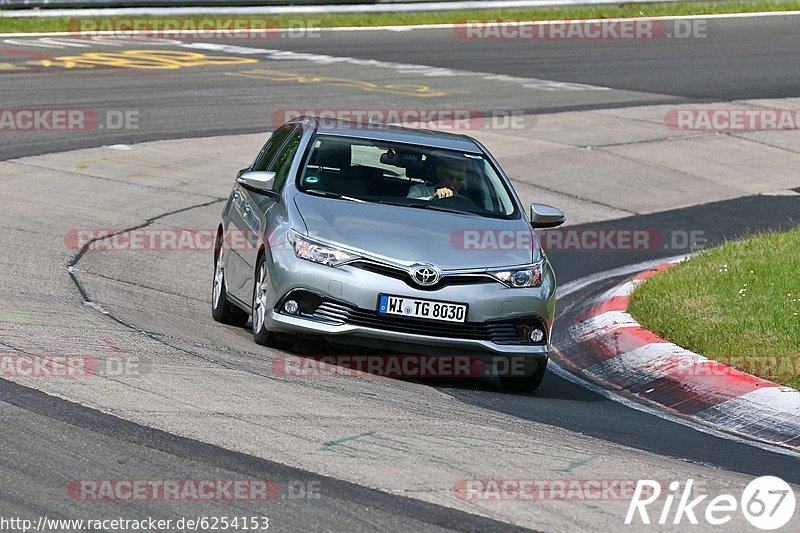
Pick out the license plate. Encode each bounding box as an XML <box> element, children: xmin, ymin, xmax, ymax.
<box><xmin>378</xmin><ymin>294</ymin><xmax>467</xmax><ymax>323</ymax></box>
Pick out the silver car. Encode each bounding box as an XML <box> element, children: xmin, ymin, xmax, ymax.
<box><xmin>212</xmin><ymin>117</ymin><xmax>565</xmax><ymax>391</ymax></box>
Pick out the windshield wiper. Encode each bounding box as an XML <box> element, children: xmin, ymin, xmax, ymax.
<box><xmin>399</xmin><ymin>202</ymin><xmax>481</xmax><ymax>217</ymax></box>
<box><xmin>305</xmin><ymin>189</ymin><xmax>365</xmax><ymax>203</ymax></box>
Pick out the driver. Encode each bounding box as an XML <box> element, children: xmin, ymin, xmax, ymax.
<box><xmin>407</xmin><ymin>155</ymin><xmax>468</xmax><ymax>200</ymax></box>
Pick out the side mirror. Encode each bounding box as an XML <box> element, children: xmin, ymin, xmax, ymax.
<box><xmin>237</xmin><ymin>171</ymin><xmax>276</xmax><ymax>193</ymax></box>
<box><xmin>530</xmin><ymin>203</ymin><xmax>566</xmax><ymax>229</ymax></box>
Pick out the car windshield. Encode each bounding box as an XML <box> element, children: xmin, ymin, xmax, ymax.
<box><xmin>297</xmin><ymin>135</ymin><xmax>517</xmax><ymax>218</ymax></box>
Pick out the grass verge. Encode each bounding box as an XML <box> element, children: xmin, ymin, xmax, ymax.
<box><xmin>628</xmin><ymin>227</ymin><xmax>800</xmax><ymax>389</ymax></box>
<box><xmin>1</xmin><ymin>1</ymin><xmax>800</xmax><ymax>33</ymax></box>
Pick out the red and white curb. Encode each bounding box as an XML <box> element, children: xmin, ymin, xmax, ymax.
<box><xmin>559</xmin><ymin>261</ymin><xmax>800</xmax><ymax>450</ymax></box>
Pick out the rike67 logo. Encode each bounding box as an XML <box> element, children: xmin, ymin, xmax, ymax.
<box><xmin>626</xmin><ymin>476</ymin><xmax>795</xmax><ymax>529</ymax></box>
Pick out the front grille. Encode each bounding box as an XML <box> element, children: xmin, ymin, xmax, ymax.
<box><xmin>309</xmin><ymin>300</ymin><xmax>541</xmax><ymax>345</ymax></box>
<box><xmin>351</xmin><ymin>261</ymin><xmax>495</xmax><ymax>291</ymax></box>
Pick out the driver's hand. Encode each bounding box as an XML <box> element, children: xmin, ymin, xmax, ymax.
<box><xmin>434</xmin><ymin>187</ymin><xmax>454</xmax><ymax>199</ymax></box>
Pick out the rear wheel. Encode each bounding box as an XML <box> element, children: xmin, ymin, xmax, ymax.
<box><xmin>211</xmin><ymin>247</ymin><xmax>248</xmax><ymax>327</ymax></box>
<box><xmin>252</xmin><ymin>256</ymin><xmax>294</xmax><ymax>350</ymax></box>
<box><xmin>498</xmin><ymin>358</ymin><xmax>547</xmax><ymax>393</ymax></box>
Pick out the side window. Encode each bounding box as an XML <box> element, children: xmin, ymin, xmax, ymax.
<box><xmin>270</xmin><ymin>129</ymin><xmax>303</xmax><ymax>192</ymax></box>
<box><xmin>252</xmin><ymin>125</ymin><xmax>294</xmax><ymax>171</ymax></box>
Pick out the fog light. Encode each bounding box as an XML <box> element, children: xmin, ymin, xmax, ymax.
<box><xmin>284</xmin><ymin>300</ymin><xmax>299</xmax><ymax>314</ymax></box>
<box><xmin>528</xmin><ymin>328</ymin><xmax>545</xmax><ymax>343</ymax></box>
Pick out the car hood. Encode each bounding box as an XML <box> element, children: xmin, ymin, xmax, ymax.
<box><xmin>293</xmin><ymin>194</ymin><xmax>538</xmax><ymax>270</ymax></box>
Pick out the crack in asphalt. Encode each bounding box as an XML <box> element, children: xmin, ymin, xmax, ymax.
<box><xmin>63</xmin><ymin>197</ymin><xmax>257</xmax><ymax>375</ymax></box>
<box><xmin>729</xmin><ymin>133</ymin><xmax>800</xmax><ymax>156</ymax></box>
<box><xmin>72</xmin><ymin>267</ymin><xmax>211</xmax><ymax>304</ymax></box>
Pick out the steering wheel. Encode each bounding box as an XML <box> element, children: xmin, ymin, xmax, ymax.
<box><xmin>430</xmin><ymin>193</ymin><xmax>479</xmax><ymax>210</ymax></box>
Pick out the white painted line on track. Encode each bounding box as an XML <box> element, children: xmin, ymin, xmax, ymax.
<box><xmin>552</xmin><ymin>253</ymin><xmax>800</xmax><ymax>458</ymax></box>
<box><xmin>179</xmin><ymin>40</ymin><xmax>612</xmax><ymax>92</ymax></box>
<box><xmin>556</xmin><ymin>253</ymin><xmax>691</xmax><ymax>300</ymax></box>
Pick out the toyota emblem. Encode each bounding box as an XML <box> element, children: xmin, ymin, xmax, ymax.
<box><xmin>410</xmin><ymin>264</ymin><xmax>441</xmax><ymax>287</ymax></box>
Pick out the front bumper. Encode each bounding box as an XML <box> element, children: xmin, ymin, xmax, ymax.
<box><xmin>266</xmin><ymin>309</ymin><xmax>550</xmax><ymax>357</ymax></box>
<box><xmin>263</xmin><ymin>243</ymin><xmax>557</xmax><ymax>357</ymax></box>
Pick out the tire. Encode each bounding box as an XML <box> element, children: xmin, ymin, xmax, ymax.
<box><xmin>212</xmin><ymin>247</ymin><xmax>249</xmax><ymax>327</ymax></box>
<box><xmin>498</xmin><ymin>358</ymin><xmax>547</xmax><ymax>393</ymax></box>
<box><xmin>252</xmin><ymin>255</ymin><xmax>294</xmax><ymax>350</ymax></box>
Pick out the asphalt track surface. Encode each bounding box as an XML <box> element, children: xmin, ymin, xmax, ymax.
<box><xmin>2</xmin><ymin>15</ymin><xmax>800</xmax><ymax>159</ymax></box>
<box><xmin>230</xmin><ymin>16</ymin><xmax>800</xmax><ymax>100</ymax></box>
<box><xmin>1</xmin><ymin>15</ymin><xmax>800</xmax><ymax>531</ymax></box>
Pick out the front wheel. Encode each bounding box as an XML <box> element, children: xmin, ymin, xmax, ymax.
<box><xmin>252</xmin><ymin>256</ymin><xmax>294</xmax><ymax>350</ymax></box>
<box><xmin>498</xmin><ymin>358</ymin><xmax>547</xmax><ymax>393</ymax></box>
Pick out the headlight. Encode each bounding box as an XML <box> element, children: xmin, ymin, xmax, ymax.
<box><xmin>488</xmin><ymin>264</ymin><xmax>543</xmax><ymax>288</ymax></box>
<box><xmin>288</xmin><ymin>231</ymin><xmax>361</xmax><ymax>267</ymax></box>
